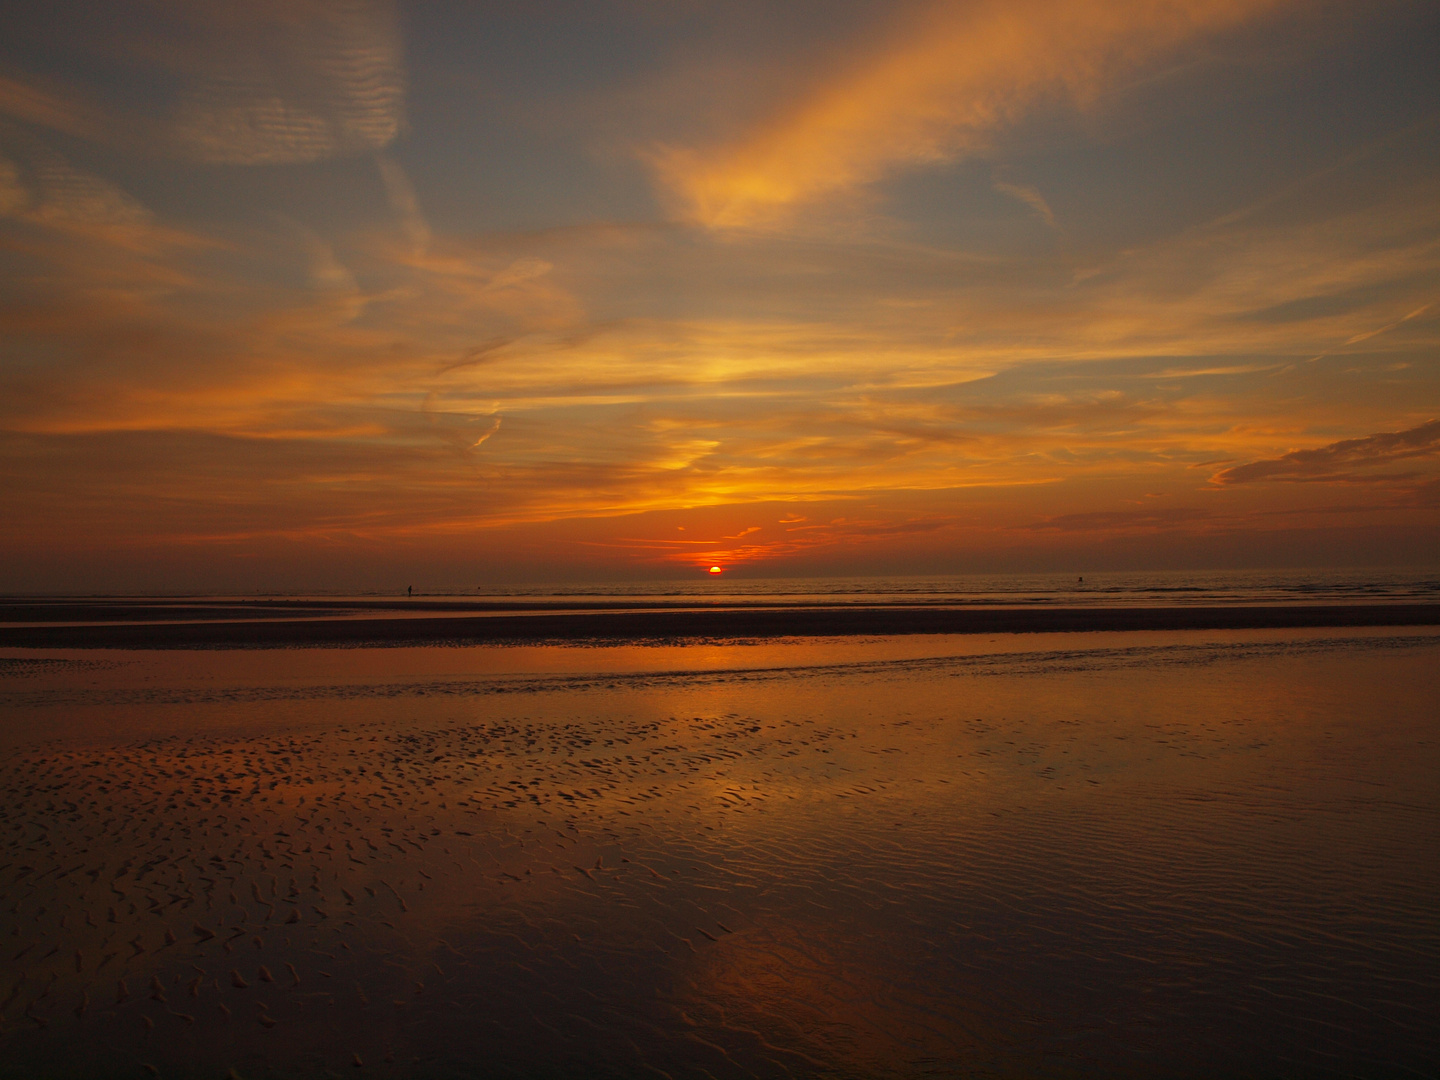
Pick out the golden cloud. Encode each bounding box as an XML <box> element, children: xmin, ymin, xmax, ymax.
<box><xmin>651</xmin><ymin>0</ymin><xmax>1290</xmax><ymax>227</ymax></box>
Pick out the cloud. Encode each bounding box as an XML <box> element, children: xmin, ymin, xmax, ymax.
<box><xmin>0</xmin><ymin>134</ymin><xmax>153</xmax><ymax>234</ymax></box>
<box><xmin>168</xmin><ymin>0</ymin><xmax>404</xmax><ymax>165</ymax></box>
<box><xmin>0</xmin><ymin>2</ymin><xmax>404</xmax><ymax>167</ymax></box>
<box><xmin>1342</xmin><ymin>301</ymin><xmax>1433</xmax><ymax>346</ymax></box>
<box><xmin>28</xmin><ymin>159</ymin><xmax>151</xmax><ymax>228</ymax></box>
<box><xmin>488</xmin><ymin>257</ymin><xmax>554</xmax><ymax>291</ymax></box>
<box><xmin>650</xmin><ymin>0</ymin><xmax>1289</xmax><ymax>227</ymax></box>
<box><xmin>0</xmin><ymin>2</ymin><xmax>403</xmax><ymax>167</ymax></box>
<box><xmin>992</xmin><ymin>178</ymin><xmax>1056</xmax><ymax>227</ymax></box>
<box><xmin>288</xmin><ymin>221</ymin><xmax>359</xmax><ymax>293</ymax></box>
<box><xmin>581</xmin><ymin>510</ymin><xmax>960</xmax><ymax>569</ymax></box>
<box><xmin>0</xmin><ymin>153</ymin><xmax>26</xmax><ymax>217</ymax></box>
<box><xmin>470</xmin><ymin>415</ymin><xmax>502</xmax><ymax>449</ymax></box>
<box><xmin>1211</xmin><ymin>419</ymin><xmax>1440</xmax><ymax>485</ymax></box>
<box><xmin>377</xmin><ymin>155</ymin><xmax>430</xmax><ymax>251</ymax></box>
<box><xmin>0</xmin><ymin>74</ymin><xmax>106</xmax><ymax>142</ymax></box>
<box><xmin>1026</xmin><ymin>507</ymin><xmax>1211</xmax><ymax>531</ymax></box>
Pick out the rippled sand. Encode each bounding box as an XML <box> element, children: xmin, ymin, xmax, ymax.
<box><xmin>1</xmin><ymin>629</ymin><xmax>1437</xmax><ymax>1078</ymax></box>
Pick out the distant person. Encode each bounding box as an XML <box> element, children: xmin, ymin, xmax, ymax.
<box><xmin>407</xmin><ymin>585</ymin><xmax>412</xmax><ymax>597</ymax></box>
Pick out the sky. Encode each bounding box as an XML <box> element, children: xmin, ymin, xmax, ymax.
<box><xmin>1</xmin><ymin>0</ymin><xmax>1437</xmax><ymax>591</ymax></box>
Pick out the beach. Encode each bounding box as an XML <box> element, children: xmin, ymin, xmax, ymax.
<box><xmin>6</xmin><ymin>0</ymin><xmax>1439</xmax><ymax>1072</ymax></box>
<box><xmin>1</xmin><ymin>608</ymin><xmax>1438</xmax><ymax>1078</ymax></box>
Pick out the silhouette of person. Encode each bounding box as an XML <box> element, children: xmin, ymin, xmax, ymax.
<box><xmin>407</xmin><ymin>585</ymin><xmax>412</xmax><ymax>597</ymax></box>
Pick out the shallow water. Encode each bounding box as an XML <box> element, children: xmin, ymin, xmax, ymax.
<box><xmin>1</xmin><ymin>629</ymin><xmax>1437</xmax><ymax>1078</ymax></box>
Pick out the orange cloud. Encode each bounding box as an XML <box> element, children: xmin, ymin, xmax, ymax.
<box><xmin>651</xmin><ymin>0</ymin><xmax>1291</xmax><ymax>227</ymax></box>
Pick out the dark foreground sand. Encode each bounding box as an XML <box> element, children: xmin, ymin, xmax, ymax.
<box><xmin>1</xmin><ymin>628</ymin><xmax>1437</xmax><ymax>1078</ymax></box>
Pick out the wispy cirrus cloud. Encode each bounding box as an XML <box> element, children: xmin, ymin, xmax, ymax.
<box><xmin>649</xmin><ymin>0</ymin><xmax>1291</xmax><ymax>227</ymax></box>
<box><xmin>0</xmin><ymin>125</ymin><xmax>151</xmax><ymax>231</ymax></box>
<box><xmin>0</xmin><ymin>73</ymin><xmax>108</xmax><ymax>142</ymax></box>
<box><xmin>0</xmin><ymin>1</ymin><xmax>404</xmax><ymax>167</ymax></box>
<box><xmin>168</xmin><ymin>0</ymin><xmax>404</xmax><ymax>165</ymax></box>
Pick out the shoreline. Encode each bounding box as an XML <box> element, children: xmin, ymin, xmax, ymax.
<box><xmin>1</xmin><ymin>602</ymin><xmax>1438</xmax><ymax>649</ymax></box>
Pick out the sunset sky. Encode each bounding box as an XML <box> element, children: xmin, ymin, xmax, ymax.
<box><xmin>2</xmin><ymin>0</ymin><xmax>1437</xmax><ymax>591</ymax></box>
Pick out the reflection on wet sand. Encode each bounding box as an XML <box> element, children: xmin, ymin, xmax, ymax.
<box><xmin>1</xmin><ymin>631</ymin><xmax>1437</xmax><ymax>1077</ymax></box>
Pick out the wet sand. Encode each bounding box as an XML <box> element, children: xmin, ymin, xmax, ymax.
<box><xmin>1</xmin><ymin>628</ymin><xmax>1438</xmax><ymax>1078</ymax></box>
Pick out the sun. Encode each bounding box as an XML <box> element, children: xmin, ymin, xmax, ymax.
<box><xmin>708</xmin><ymin>565</ymin><xmax>723</xmax><ymax>574</ymax></box>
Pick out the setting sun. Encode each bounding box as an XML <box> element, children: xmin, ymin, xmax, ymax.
<box><xmin>708</xmin><ymin>566</ymin><xmax>723</xmax><ymax>574</ymax></box>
